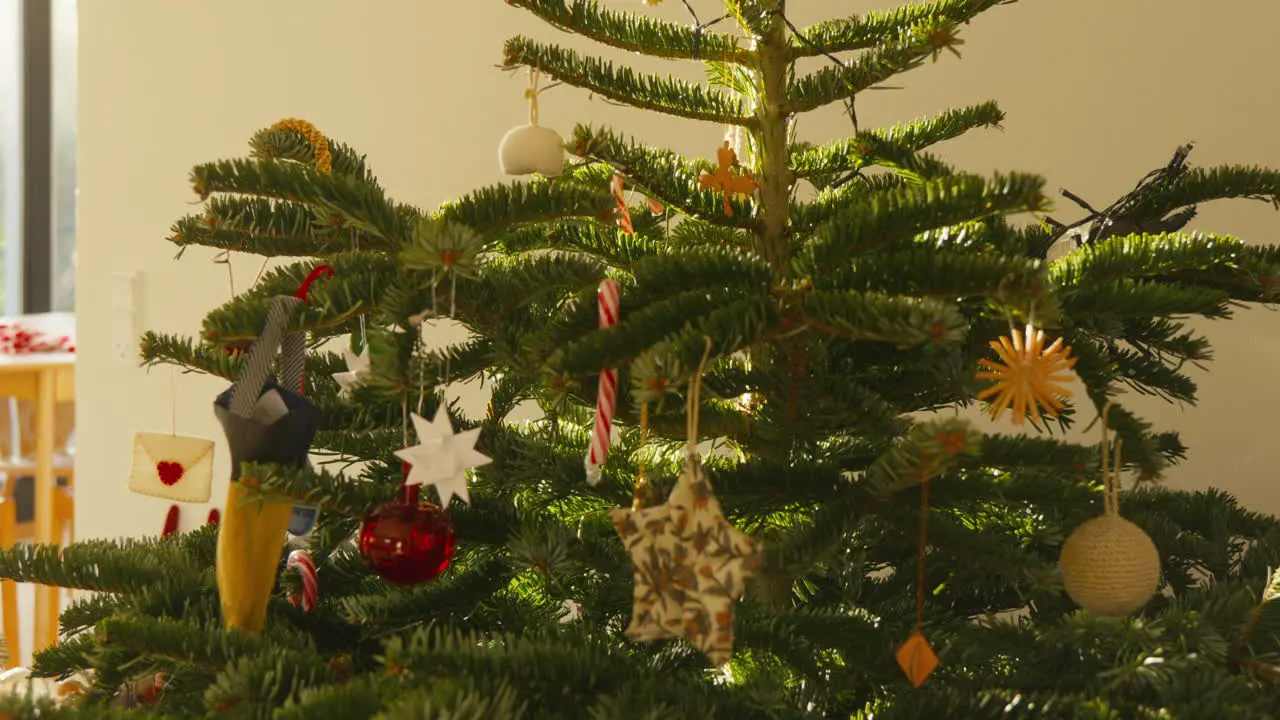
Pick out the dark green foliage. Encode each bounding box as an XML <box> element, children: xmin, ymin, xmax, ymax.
<box><xmin>503</xmin><ymin>36</ymin><xmax>749</xmax><ymax>124</ymax></box>
<box><xmin>8</xmin><ymin>0</ymin><xmax>1280</xmax><ymax>717</ymax></box>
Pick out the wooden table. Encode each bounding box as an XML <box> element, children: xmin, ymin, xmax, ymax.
<box><xmin>0</xmin><ymin>353</ymin><xmax>74</xmax><ymax>654</ymax></box>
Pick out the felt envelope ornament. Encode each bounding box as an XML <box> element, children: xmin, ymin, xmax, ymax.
<box><xmin>129</xmin><ymin>432</ymin><xmax>215</xmax><ymax>503</ymax></box>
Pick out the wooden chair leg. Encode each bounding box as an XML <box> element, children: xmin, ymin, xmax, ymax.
<box><xmin>0</xmin><ymin>498</ymin><xmax>20</xmax><ymax>669</ymax></box>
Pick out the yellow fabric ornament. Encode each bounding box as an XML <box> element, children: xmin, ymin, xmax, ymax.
<box><xmin>213</xmin><ymin>297</ymin><xmax>322</xmax><ymax>633</ymax></box>
<box><xmin>216</xmin><ymin>479</ymin><xmax>294</xmax><ymax>632</ymax></box>
<box><xmin>975</xmin><ymin>323</ymin><xmax>1076</xmax><ymax>426</ymax></box>
<box><xmin>1059</xmin><ymin>407</ymin><xmax>1161</xmax><ymax>616</ymax></box>
<box><xmin>269</xmin><ymin>118</ymin><xmax>332</xmax><ymax>175</ymax></box>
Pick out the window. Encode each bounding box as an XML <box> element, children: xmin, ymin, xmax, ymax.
<box><xmin>0</xmin><ymin>0</ymin><xmax>77</xmax><ymax>316</ymax></box>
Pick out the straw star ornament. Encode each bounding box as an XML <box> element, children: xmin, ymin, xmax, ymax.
<box><xmin>394</xmin><ymin>405</ymin><xmax>491</xmax><ymax>507</ymax></box>
<box><xmin>975</xmin><ymin>323</ymin><xmax>1077</xmax><ymax>426</ymax></box>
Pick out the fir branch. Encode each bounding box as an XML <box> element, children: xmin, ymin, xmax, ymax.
<box><xmin>668</xmin><ymin>217</ymin><xmax>753</xmax><ymax>250</ymax></box>
<box><xmin>312</xmin><ymin>427</ymin><xmax>404</xmax><ymax>463</ymax></box>
<box><xmin>790</xmin><ymin>173</ymin><xmax>910</xmax><ymax>233</ymax></box>
<box><xmin>437</xmin><ymin>179</ymin><xmax>615</xmax><ymax>236</ymax></box>
<box><xmin>629</xmin><ymin>245</ymin><xmax>771</xmax><ymax>301</ymax></box>
<box><xmin>1129</xmin><ymin>165</ymin><xmax>1280</xmax><ymax>218</ymax></box>
<box><xmin>506</xmin><ymin>0</ymin><xmax>747</xmax><ymax>63</ymax></box>
<box><xmin>96</xmin><ymin>616</ymin><xmax>272</xmax><ymax>668</ymax></box>
<box><xmin>495</xmin><ymin>222</ymin><xmax>666</xmax><ymax>269</ymax></box>
<box><xmin>189</xmin><ymin>158</ymin><xmax>413</xmax><ymax>244</ymax></box>
<box><xmin>815</xmin><ymin>247</ymin><xmax>1044</xmax><ymax>300</ymax></box>
<box><xmin>466</xmin><ymin>253</ymin><xmax>605</xmax><ymax>333</ymax></box>
<box><xmin>570</xmin><ymin>125</ymin><xmax>754</xmax><ymax>226</ymax></box>
<box><xmin>1064</xmin><ymin>342</ymin><xmax>1170</xmax><ymax>479</ymax></box>
<box><xmin>787</xmin><ymin>35</ymin><xmax>936</xmax><ymax>115</ymax></box>
<box><xmin>60</xmin><ymin>594</ymin><xmax>124</xmax><ymax>636</ymax></box>
<box><xmin>276</xmin><ymin>676</ymin><xmax>398</xmax><ymax>720</ymax></box>
<box><xmin>341</xmin><ymin>559</ymin><xmax>510</xmax><ymax>629</ymax></box>
<box><xmin>790</xmin><ymin>0</ymin><xmax>1012</xmax><ymax>56</ymax></box>
<box><xmin>547</xmin><ymin>287</ymin><xmax>753</xmax><ymax>375</ymax></box>
<box><xmin>376</xmin><ymin>681</ymin><xmax>528</xmax><ymax>720</ymax></box>
<box><xmin>244</xmin><ymin>462</ymin><xmax>397</xmax><ymax>519</ymax></box>
<box><xmin>380</xmin><ymin>626</ymin><xmax>744</xmax><ymax>715</ymax></box>
<box><xmin>798</xmin><ymin>172</ymin><xmax>1046</xmax><ymax>272</ymax></box>
<box><xmin>199</xmin><ymin>643</ymin><xmax>336</xmax><ymax>715</ymax></box>
<box><xmin>800</xmin><ymin>291</ymin><xmax>967</xmax><ymax>346</ymax></box>
<box><xmin>30</xmin><ymin>635</ymin><xmax>104</xmax><ymax>681</ymax></box>
<box><xmin>200</xmin><ymin>253</ymin><xmax>394</xmax><ymax>344</ymax></box>
<box><xmin>0</xmin><ymin>537</ymin><xmax>205</xmax><ymax>595</ymax></box>
<box><xmin>502</xmin><ymin>36</ymin><xmax>751</xmax><ymax>126</ymax></box>
<box><xmin>792</xmin><ymin>101</ymin><xmax>1005</xmax><ymax>181</ymax></box>
<box><xmin>250</xmin><ymin>125</ymin><xmax>371</xmax><ymax>180</ymax></box>
<box><xmin>170</xmin><ymin>196</ymin><xmax>388</xmax><ymax>257</ymax></box>
<box><xmin>139</xmin><ymin>331</ymin><xmax>345</xmax><ymax>385</ymax></box>
<box><xmin>1121</xmin><ymin>316</ymin><xmax>1213</xmax><ymax>366</ymax></box>
<box><xmin>1050</xmin><ymin>232</ymin><xmax>1280</xmax><ymax>302</ymax></box>
<box><xmin>1062</xmin><ymin>280</ymin><xmax>1233</xmax><ymax>320</ymax></box>
<box><xmin>1106</xmin><ymin>343</ymin><xmax>1199</xmax><ymax>403</ymax></box>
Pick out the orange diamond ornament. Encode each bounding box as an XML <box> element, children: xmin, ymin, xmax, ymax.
<box><xmin>896</xmin><ymin>630</ymin><xmax>939</xmax><ymax>687</ymax></box>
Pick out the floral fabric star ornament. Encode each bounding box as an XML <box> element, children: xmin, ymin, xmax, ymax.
<box><xmin>332</xmin><ymin>346</ymin><xmax>371</xmax><ymax>395</ymax></box>
<box><xmin>975</xmin><ymin>323</ymin><xmax>1077</xmax><ymax>426</ymax></box>
<box><xmin>610</xmin><ymin>457</ymin><xmax>762</xmax><ymax>667</ymax></box>
<box><xmin>394</xmin><ymin>405</ymin><xmax>490</xmax><ymax>507</ymax></box>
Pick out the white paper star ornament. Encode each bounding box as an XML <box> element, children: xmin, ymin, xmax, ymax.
<box><xmin>393</xmin><ymin>405</ymin><xmax>491</xmax><ymax>507</ymax></box>
<box><xmin>332</xmin><ymin>347</ymin><xmax>371</xmax><ymax>395</ymax></box>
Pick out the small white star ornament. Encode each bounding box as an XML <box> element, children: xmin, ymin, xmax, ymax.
<box><xmin>394</xmin><ymin>405</ymin><xmax>491</xmax><ymax>507</ymax></box>
<box><xmin>332</xmin><ymin>346</ymin><xmax>371</xmax><ymax>395</ymax></box>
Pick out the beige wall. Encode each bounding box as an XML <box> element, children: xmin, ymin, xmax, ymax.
<box><xmin>75</xmin><ymin>1</ymin><xmax>1280</xmax><ymax>541</ymax></box>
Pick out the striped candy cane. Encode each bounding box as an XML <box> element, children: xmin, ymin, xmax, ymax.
<box><xmin>610</xmin><ymin>172</ymin><xmax>634</xmax><ymax>234</ymax></box>
<box><xmin>286</xmin><ymin>549</ymin><xmax>318</xmax><ymax>612</ymax></box>
<box><xmin>585</xmin><ymin>279</ymin><xmax>621</xmax><ymax>485</ymax></box>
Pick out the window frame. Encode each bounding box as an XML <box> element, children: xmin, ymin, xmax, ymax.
<box><xmin>20</xmin><ymin>0</ymin><xmax>53</xmax><ymax>314</ymax></box>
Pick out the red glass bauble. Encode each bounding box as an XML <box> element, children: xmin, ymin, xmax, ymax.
<box><xmin>359</xmin><ymin>484</ymin><xmax>456</xmax><ymax>584</ymax></box>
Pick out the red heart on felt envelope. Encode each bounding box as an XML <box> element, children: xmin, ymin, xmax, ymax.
<box><xmin>156</xmin><ymin>461</ymin><xmax>186</xmax><ymax>486</ymax></box>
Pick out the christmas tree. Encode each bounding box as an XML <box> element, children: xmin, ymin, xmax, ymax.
<box><xmin>5</xmin><ymin>0</ymin><xmax>1280</xmax><ymax>717</ymax></box>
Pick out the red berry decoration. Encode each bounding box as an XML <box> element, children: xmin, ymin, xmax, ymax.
<box><xmin>359</xmin><ymin>483</ymin><xmax>456</xmax><ymax>584</ymax></box>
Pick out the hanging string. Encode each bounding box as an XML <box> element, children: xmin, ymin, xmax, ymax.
<box><xmin>450</xmin><ymin>272</ymin><xmax>458</xmax><ymax>318</ymax></box>
<box><xmin>402</xmin><ymin>394</ymin><xmax>410</xmax><ymax>448</ymax></box>
<box><xmin>253</xmin><ymin>257</ymin><xmax>269</xmax><ymax>288</ymax></box>
<box><xmin>526</xmin><ymin>68</ymin><xmax>541</xmax><ymax>126</ymax></box>
<box><xmin>1110</xmin><ymin>439</ymin><xmax>1124</xmax><ymax>516</ymax></box>
<box><xmin>1099</xmin><ymin>401</ymin><xmax>1122</xmax><ymax>516</ymax></box>
<box><xmin>417</xmin><ymin>339</ymin><xmax>428</xmax><ymax>416</ymax></box>
<box><xmin>916</xmin><ymin>478</ymin><xmax>930</xmax><ymax>630</ymax></box>
<box><xmin>170</xmin><ymin>368</ymin><xmax>178</xmax><ymax>437</ymax></box>
<box><xmin>686</xmin><ymin>337</ymin><xmax>714</xmax><ymax>456</ymax></box>
<box><xmin>213</xmin><ymin>251</ymin><xmax>235</xmax><ymax>297</ymax></box>
<box><xmin>632</xmin><ymin>402</ymin><xmax>650</xmax><ymax>511</ymax></box>
<box><xmin>431</xmin><ymin>269</ymin><xmax>439</xmax><ymax>318</ymax></box>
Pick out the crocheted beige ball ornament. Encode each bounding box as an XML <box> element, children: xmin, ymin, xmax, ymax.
<box><xmin>498</xmin><ymin>68</ymin><xmax>564</xmax><ymax>177</ymax></box>
<box><xmin>1059</xmin><ymin>513</ymin><xmax>1160</xmax><ymax>616</ymax></box>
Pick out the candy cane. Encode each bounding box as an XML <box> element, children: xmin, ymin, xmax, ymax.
<box><xmin>610</xmin><ymin>172</ymin><xmax>634</xmax><ymax>234</ymax></box>
<box><xmin>585</xmin><ymin>279</ymin><xmax>620</xmax><ymax>485</ymax></box>
<box><xmin>286</xmin><ymin>549</ymin><xmax>318</xmax><ymax>612</ymax></box>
